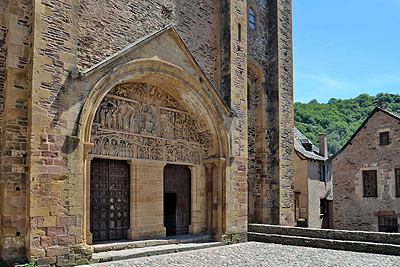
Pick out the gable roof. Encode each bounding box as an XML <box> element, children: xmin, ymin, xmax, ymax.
<box><xmin>328</xmin><ymin>105</ymin><xmax>400</xmax><ymax>162</ymax></box>
<box><xmin>294</xmin><ymin>127</ymin><xmax>326</xmax><ymax>161</ymax></box>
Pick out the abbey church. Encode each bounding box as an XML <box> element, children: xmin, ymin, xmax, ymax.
<box><xmin>0</xmin><ymin>0</ymin><xmax>294</xmax><ymax>264</ymax></box>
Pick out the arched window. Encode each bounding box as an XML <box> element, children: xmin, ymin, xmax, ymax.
<box><xmin>249</xmin><ymin>8</ymin><xmax>256</xmax><ymax>30</ymax></box>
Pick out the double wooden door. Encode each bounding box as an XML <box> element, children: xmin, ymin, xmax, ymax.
<box><xmin>90</xmin><ymin>159</ymin><xmax>130</xmax><ymax>242</ymax></box>
<box><xmin>164</xmin><ymin>165</ymin><xmax>191</xmax><ymax>235</ymax></box>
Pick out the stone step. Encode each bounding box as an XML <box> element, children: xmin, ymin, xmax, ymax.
<box><xmin>91</xmin><ymin>241</ymin><xmax>224</xmax><ymax>263</ymax></box>
<box><xmin>248</xmin><ymin>232</ymin><xmax>400</xmax><ymax>256</ymax></box>
<box><xmin>248</xmin><ymin>223</ymin><xmax>400</xmax><ymax>245</ymax></box>
<box><xmin>91</xmin><ymin>234</ymin><xmax>212</xmax><ymax>253</ymax></box>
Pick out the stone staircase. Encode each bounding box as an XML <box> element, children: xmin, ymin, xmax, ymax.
<box><xmin>248</xmin><ymin>224</ymin><xmax>400</xmax><ymax>256</ymax></box>
<box><xmin>90</xmin><ymin>234</ymin><xmax>223</xmax><ymax>263</ymax></box>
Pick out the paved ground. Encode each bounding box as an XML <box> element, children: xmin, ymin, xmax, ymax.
<box><xmin>85</xmin><ymin>241</ymin><xmax>400</xmax><ymax>267</ymax></box>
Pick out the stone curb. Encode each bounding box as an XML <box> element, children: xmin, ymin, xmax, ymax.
<box><xmin>248</xmin><ymin>232</ymin><xmax>400</xmax><ymax>256</ymax></box>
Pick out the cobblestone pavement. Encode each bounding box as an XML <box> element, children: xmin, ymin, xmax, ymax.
<box><xmin>87</xmin><ymin>242</ymin><xmax>400</xmax><ymax>267</ymax></box>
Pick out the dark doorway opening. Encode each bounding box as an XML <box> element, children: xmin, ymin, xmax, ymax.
<box><xmin>164</xmin><ymin>193</ymin><xmax>177</xmax><ymax>235</ymax></box>
<box><xmin>164</xmin><ymin>165</ymin><xmax>191</xmax><ymax>236</ymax></box>
<box><xmin>90</xmin><ymin>159</ymin><xmax>130</xmax><ymax>242</ymax></box>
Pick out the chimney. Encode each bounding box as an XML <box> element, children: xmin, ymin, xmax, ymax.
<box><xmin>319</xmin><ymin>133</ymin><xmax>328</xmax><ymax>158</ymax></box>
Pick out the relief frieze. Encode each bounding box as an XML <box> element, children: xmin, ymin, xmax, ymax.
<box><xmin>90</xmin><ymin>82</ymin><xmax>211</xmax><ymax>164</ymax></box>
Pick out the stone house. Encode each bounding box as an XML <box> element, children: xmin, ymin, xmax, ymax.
<box><xmin>331</xmin><ymin>106</ymin><xmax>400</xmax><ymax>232</ymax></box>
<box><xmin>293</xmin><ymin>128</ymin><xmax>333</xmax><ymax>229</ymax></box>
<box><xmin>0</xmin><ymin>0</ymin><xmax>295</xmax><ymax>264</ymax></box>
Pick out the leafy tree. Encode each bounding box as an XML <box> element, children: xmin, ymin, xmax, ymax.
<box><xmin>294</xmin><ymin>93</ymin><xmax>400</xmax><ymax>155</ymax></box>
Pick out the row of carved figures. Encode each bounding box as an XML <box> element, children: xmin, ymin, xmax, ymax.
<box><xmin>90</xmin><ymin>137</ymin><xmax>201</xmax><ymax>163</ymax></box>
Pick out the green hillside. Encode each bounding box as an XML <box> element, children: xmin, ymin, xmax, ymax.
<box><xmin>294</xmin><ymin>93</ymin><xmax>400</xmax><ymax>155</ymax></box>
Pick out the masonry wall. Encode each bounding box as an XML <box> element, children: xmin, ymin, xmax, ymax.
<box><xmin>246</xmin><ymin>0</ymin><xmax>268</xmax><ymax>224</ymax></box>
<box><xmin>0</xmin><ymin>0</ymin><xmax>7</xmax><ymax>257</ymax></box>
<box><xmin>247</xmin><ymin>0</ymin><xmax>294</xmax><ymax>226</ymax></box>
<box><xmin>77</xmin><ymin>0</ymin><xmax>217</xmax><ymax>84</ymax></box>
<box><xmin>333</xmin><ymin>110</ymin><xmax>400</xmax><ymax>231</ymax></box>
<box><xmin>1</xmin><ymin>0</ymin><xmax>30</xmax><ymax>260</ymax></box>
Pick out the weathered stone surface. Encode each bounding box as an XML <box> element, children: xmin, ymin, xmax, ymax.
<box><xmin>0</xmin><ymin>0</ymin><xmax>294</xmax><ymax>265</ymax></box>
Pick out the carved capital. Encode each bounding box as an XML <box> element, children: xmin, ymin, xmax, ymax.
<box><xmin>83</xmin><ymin>142</ymin><xmax>94</xmax><ymax>158</ymax></box>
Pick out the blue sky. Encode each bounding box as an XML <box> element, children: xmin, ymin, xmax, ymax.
<box><xmin>292</xmin><ymin>0</ymin><xmax>400</xmax><ymax>104</ymax></box>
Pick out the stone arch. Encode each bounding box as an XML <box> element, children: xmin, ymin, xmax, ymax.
<box><xmin>78</xmin><ymin>59</ymin><xmax>230</xmax><ymax>156</ymax></box>
<box><xmin>78</xmin><ymin>59</ymin><xmax>231</xmax><ymax>242</ymax></box>
<box><xmin>247</xmin><ymin>61</ymin><xmax>264</xmax><ymax>223</ymax></box>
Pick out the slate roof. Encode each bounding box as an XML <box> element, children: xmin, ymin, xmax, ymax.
<box><xmin>294</xmin><ymin>127</ymin><xmax>326</xmax><ymax>161</ymax></box>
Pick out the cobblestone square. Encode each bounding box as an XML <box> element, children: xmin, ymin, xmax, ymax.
<box><xmin>86</xmin><ymin>242</ymin><xmax>400</xmax><ymax>267</ymax></box>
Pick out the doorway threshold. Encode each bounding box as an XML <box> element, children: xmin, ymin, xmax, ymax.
<box><xmin>90</xmin><ymin>234</ymin><xmax>224</xmax><ymax>264</ymax></box>
<box><xmin>91</xmin><ymin>234</ymin><xmax>212</xmax><ymax>253</ymax></box>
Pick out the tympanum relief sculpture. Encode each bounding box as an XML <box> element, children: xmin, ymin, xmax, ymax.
<box><xmin>90</xmin><ymin>82</ymin><xmax>213</xmax><ymax>164</ymax></box>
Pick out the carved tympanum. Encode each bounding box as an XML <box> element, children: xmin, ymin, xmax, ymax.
<box><xmin>90</xmin><ymin>82</ymin><xmax>211</xmax><ymax>164</ymax></box>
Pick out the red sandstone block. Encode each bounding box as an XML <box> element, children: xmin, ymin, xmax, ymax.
<box><xmin>48</xmin><ymin>135</ymin><xmax>55</xmax><ymax>143</ymax></box>
<box><xmin>41</xmin><ymin>236</ymin><xmax>57</xmax><ymax>247</ymax></box>
<box><xmin>47</xmin><ymin>227</ymin><xmax>65</xmax><ymax>237</ymax></box>
<box><xmin>56</xmin><ymin>215</ymin><xmax>76</xmax><ymax>227</ymax></box>
<box><xmin>43</xmin><ymin>158</ymin><xmax>53</xmax><ymax>165</ymax></box>
<box><xmin>46</xmin><ymin>246</ymin><xmax>69</xmax><ymax>257</ymax></box>
<box><xmin>30</xmin><ymin>217</ymin><xmax>44</xmax><ymax>228</ymax></box>
<box><xmin>53</xmin><ymin>158</ymin><xmax>64</xmax><ymax>166</ymax></box>
<box><xmin>57</xmin><ymin>235</ymin><xmax>75</xmax><ymax>246</ymax></box>
<box><xmin>49</xmin><ymin>144</ymin><xmax>62</xmax><ymax>151</ymax></box>
<box><xmin>41</xmin><ymin>151</ymin><xmax>59</xmax><ymax>158</ymax></box>
<box><xmin>1</xmin><ymin>216</ymin><xmax>12</xmax><ymax>227</ymax></box>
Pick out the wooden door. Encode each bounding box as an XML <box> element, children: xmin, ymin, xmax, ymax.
<box><xmin>164</xmin><ymin>165</ymin><xmax>191</xmax><ymax>235</ymax></box>
<box><xmin>90</xmin><ymin>159</ymin><xmax>130</xmax><ymax>242</ymax></box>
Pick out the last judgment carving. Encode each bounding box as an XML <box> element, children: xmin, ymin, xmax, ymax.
<box><xmin>90</xmin><ymin>82</ymin><xmax>213</xmax><ymax>164</ymax></box>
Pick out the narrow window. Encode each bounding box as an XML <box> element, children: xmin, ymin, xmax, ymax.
<box><xmin>320</xmin><ymin>198</ymin><xmax>328</xmax><ymax>215</ymax></box>
<box><xmin>238</xmin><ymin>23</ymin><xmax>241</xmax><ymax>41</ymax></box>
<box><xmin>396</xmin><ymin>169</ymin><xmax>400</xmax><ymax>197</ymax></box>
<box><xmin>249</xmin><ymin>8</ymin><xmax>256</xmax><ymax>30</ymax></box>
<box><xmin>320</xmin><ymin>164</ymin><xmax>326</xmax><ymax>182</ymax></box>
<box><xmin>380</xmin><ymin>131</ymin><xmax>389</xmax><ymax>146</ymax></box>
<box><xmin>363</xmin><ymin>170</ymin><xmax>377</xmax><ymax>197</ymax></box>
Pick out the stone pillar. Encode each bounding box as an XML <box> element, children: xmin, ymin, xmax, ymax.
<box><xmin>0</xmin><ymin>0</ymin><xmax>31</xmax><ymax>260</ymax></box>
<box><xmin>263</xmin><ymin>0</ymin><xmax>295</xmax><ymax>226</ymax></box>
<box><xmin>26</xmin><ymin>0</ymin><xmax>92</xmax><ymax>265</ymax></box>
<box><xmin>219</xmin><ymin>0</ymin><xmax>248</xmax><ymax>240</ymax></box>
<box><xmin>204</xmin><ymin>163</ymin><xmax>213</xmax><ymax>234</ymax></box>
<box><xmin>83</xmin><ymin>143</ymin><xmax>93</xmax><ymax>244</ymax></box>
<box><xmin>127</xmin><ymin>160</ymin><xmax>137</xmax><ymax>240</ymax></box>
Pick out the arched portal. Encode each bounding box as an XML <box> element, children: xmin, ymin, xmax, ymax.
<box><xmin>78</xmin><ymin>59</ymin><xmax>230</xmax><ymax>243</ymax></box>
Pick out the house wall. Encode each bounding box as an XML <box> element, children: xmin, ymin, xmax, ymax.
<box><xmin>293</xmin><ymin>152</ymin><xmax>309</xmax><ymax>223</ymax></box>
<box><xmin>307</xmin><ymin>161</ymin><xmax>332</xmax><ymax>228</ymax></box>
<box><xmin>333</xmin><ymin>110</ymin><xmax>400</xmax><ymax>231</ymax></box>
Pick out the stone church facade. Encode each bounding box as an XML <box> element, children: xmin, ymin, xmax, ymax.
<box><xmin>0</xmin><ymin>0</ymin><xmax>294</xmax><ymax>264</ymax></box>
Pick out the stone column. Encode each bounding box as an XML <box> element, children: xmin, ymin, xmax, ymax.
<box><xmin>204</xmin><ymin>163</ymin><xmax>214</xmax><ymax>234</ymax></box>
<box><xmin>263</xmin><ymin>0</ymin><xmax>295</xmax><ymax>225</ymax></box>
<box><xmin>127</xmin><ymin>160</ymin><xmax>137</xmax><ymax>239</ymax></box>
<box><xmin>0</xmin><ymin>0</ymin><xmax>31</xmax><ymax>260</ymax></box>
<box><xmin>83</xmin><ymin>143</ymin><xmax>93</xmax><ymax>244</ymax></box>
<box><xmin>219</xmin><ymin>0</ymin><xmax>248</xmax><ymax>240</ymax></box>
